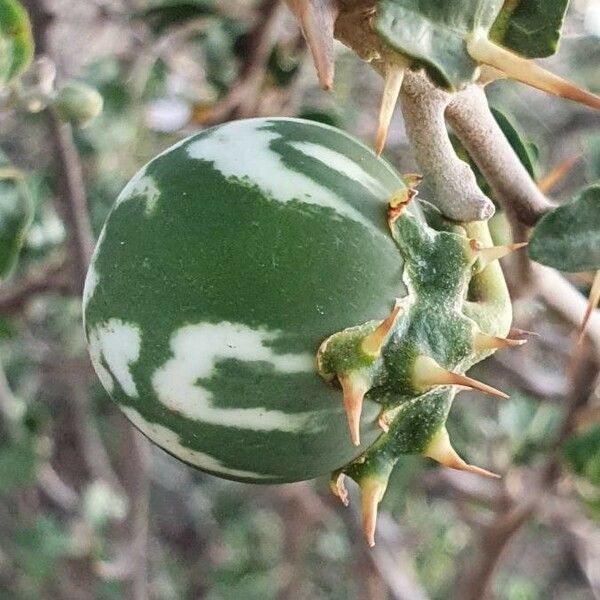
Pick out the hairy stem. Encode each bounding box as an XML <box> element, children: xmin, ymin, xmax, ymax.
<box><xmin>446</xmin><ymin>84</ymin><xmax>554</xmax><ymax>226</ymax></box>
<box><xmin>400</xmin><ymin>71</ymin><xmax>495</xmax><ymax>222</ymax></box>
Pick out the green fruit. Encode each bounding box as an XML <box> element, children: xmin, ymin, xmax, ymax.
<box><xmin>52</xmin><ymin>82</ymin><xmax>103</xmax><ymax>127</ymax></box>
<box><xmin>0</xmin><ymin>0</ymin><xmax>34</xmax><ymax>86</ymax></box>
<box><xmin>84</xmin><ymin>117</ymin><xmax>515</xmax><ymax>544</ymax></box>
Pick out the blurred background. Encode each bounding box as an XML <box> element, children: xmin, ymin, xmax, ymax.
<box><xmin>1</xmin><ymin>0</ymin><xmax>599</xmax><ymax>598</ymax></box>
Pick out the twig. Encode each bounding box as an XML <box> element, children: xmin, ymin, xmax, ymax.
<box><xmin>203</xmin><ymin>0</ymin><xmax>284</xmax><ymax>124</ymax></box>
<box><xmin>445</xmin><ymin>83</ymin><xmax>554</xmax><ymax>227</ymax></box>
<box><xmin>0</xmin><ymin>263</ymin><xmax>72</xmax><ymax>315</ymax></box>
<box><xmin>399</xmin><ymin>71</ymin><xmax>495</xmax><ymax>222</ymax></box>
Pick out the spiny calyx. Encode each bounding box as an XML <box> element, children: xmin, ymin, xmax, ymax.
<box><xmin>317</xmin><ymin>191</ymin><xmax>526</xmax><ymax>546</ymax></box>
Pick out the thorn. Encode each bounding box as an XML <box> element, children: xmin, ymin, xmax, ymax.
<box><xmin>402</xmin><ymin>173</ymin><xmax>423</xmax><ymax>188</ymax></box>
<box><xmin>413</xmin><ymin>356</ymin><xmax>509</xmax><ymax>399</ymax></box>
<box><xmin>360</xmin><ymin>478</ymin><xmax>386</xmax><ymax>547</ymax></box>
<box><xmin>509</xmin><ymin>327</ymin><xmax>540</xmax><ymax>339</ymax></box>
<box><xmin>425</xmin><ymin>428</ymin><xmax>501</xmax><ymax>479</ymax></box>
<box><xmin>330</xmin><ymin>471</ymin><xmax>349</xmax><ymax>506</ymax></box>
<box><xmin>473</xmin><ymin>332</ymin><xmax>527</xmax><ymax>352</ymax></box>
<box><xmin>578</xmin><ymin>270</ymin><xmax>600</xmax><ymax>345</ymax></box>
<box><xmin>362</xmin><ymin>300</ymin><xmax>403</xmax><ymax>357</ymax></box>
<box><xmin>378</xmin><ymin>411</ymin><xmax>390</xmax><ymax>433</ymax></box>
<box><xmin>469</xmin><ymin>239</ymin><xmax>528</xmax><ymax>269</ymax></box>
<box><xmin>289</xmin><ymin>0</ymin><xmax>337</xmax><ymax>90</ymax></box>
<box><xmin>387</xmin><ymin>188</ymin><xmax>418</xmax><ymax>225</ymax></box>
<box><xmin>537</xmin><ymin>156</ymin><xmax>580</xmax><ymax>194</ymax></box>
<box><xmin>467</xmin><ymin>34</ymin><xmax>600</xmax><ymax>111</ymax></box>
<box><xmin>338</xmin><ymin>374</ymin><xmax>369</xmax><ymax>446</ymax></box>
<box><xmin>375</xmin><ymin>62</ymin><xmax>405</xmax><ymax>155</ymax></box>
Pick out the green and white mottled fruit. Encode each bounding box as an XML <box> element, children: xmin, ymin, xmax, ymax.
<box><xmin>85</xmin><ymin>117</ymin><xmax>518</xmax><ymax>544</ymax></box>
<box><xmin>84</xmin><ymin>117</ymin><xmax>419</xmax><ymax>483</ymax></box>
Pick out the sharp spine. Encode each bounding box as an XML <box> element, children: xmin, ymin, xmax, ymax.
<box><xmin>413</xmin><ymin>356</ymin><xmax>509</xmax><ymax>399</ymax></box>
<box><xmin>362</xmin><ymin>300</ymin><xmax>403</xmax><ymax>357</ymax></box>
<box><xmin>375</xmin><ymin>61</ymin><xmax>406</xmax><ymax>155</ymax></box>
<box><xmin>473</xmin><ymin>332</ymin><xmax>527</xmax><ymax>351</ymax></box>
<box><xmin>360</xmin><ymin>478</ymin><xmax>386</xmax><ymax>547</ymax></box>
<box><xmin>467</xmin><ymin>33</ymin><xmax>600</xmax><ymax>111</ymax></box>
<box><xmin>470</xmin><ymin>239</ymin><xmax>527</xmax><ymax>269</ymax></box>
<box><xmin>339</xmin><ymin>374</ymin><xmax>370</xmax><ymax>446</ymax></box>
<box><xmin>425</xmin><ymin>428</ymin><xmax>501</xmax><ymax>479</ymax></box>
<box><xmin>288</xmin><ymin>0</ymin><xmax>337</xmax><ymax>90</ymax></box>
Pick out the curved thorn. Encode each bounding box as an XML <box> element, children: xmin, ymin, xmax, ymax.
<box><xmin>362</xmin><ymin>301</ymin><xmax>403</xmax><ymax>357</ymax></box>
<box><xmin>467</xmin><ymin>34</ymin><xmax>600</xmax><ymax>111</ymax></box>
<box><xmin>289</xmin><ymin>0</ymin><xmax>337</xmax><ymax>90</ymax></box>
<box><xmin>402</xmin><ymin>173</ymin><xmax>423</xmax><ymax>188</ymax></box>
<box><xmin>469</xmin><ymin>239</ymin><xmax>528</xmax><ymax>268</ymax></box>
<box><xmin>578</xmin><ymin>270</ymin><xmax>600</xmax><ymax>345</ymax></box>
<box><xmin>473</xmin><ymin>332</ymin><xmax>527</xmax><ymax>352</ymax></box>
<box><xmin>338</xmin><ymin>374</ymin><xmax>369</xmax><ymax>446</ymax></box>
<box><xmin>360</xmin><ymin>479</ymin><xmax>386</xmax><ymax>547</ymax></box>
<box><xmin>425</xmin><ymin>428</ymin><xmax>501</xmax><ymax>480</ymax></box>
<box><xmin>375</xmin><ymin>63</ymin><xmax>405</xmax><ymax>155</ymax></box>
<box><xmin>377</xmin><ymin>411</ymin><xmax>390</xmax><ymax>433</ymax></box>
<box><xmin>413</xmin><ymin>356</ymin><xmax>509</xmax><ymax>399</ymax></box>
<box><xmin>330</xmin><ymin>471</ymin><xmax>349</xmax><ymax>506</ymax></box>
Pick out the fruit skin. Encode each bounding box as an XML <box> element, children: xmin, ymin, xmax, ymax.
<box><xmin>83</xmin><ymin>117</ymin><xmax>423</xmax><ymax>483</ymax></box>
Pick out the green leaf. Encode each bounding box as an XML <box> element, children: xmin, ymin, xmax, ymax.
<box><xmin>134</xmin><ymin>0</ymin><xmax>217</xmax><ymax>34</ymax></box>
<box><xmin>489</xmin><ymin>0</ymin><xmax>569</xmax><ymax>58</ymax></box>
<box><xmin>375</xmin><ymin>0</ymin><xmax>505</xmax><ymax>89</ymax></box>
<box><xmin>0</xmin><ymin>153</ymin><xmax>33</xmax><ymax>280</ymax></box>
<box><xmin>564</xmin><ymin>424</ymin><xmax>600</xmax><ymax>486</ymax></box>
<box><xmin>0</xmin><ymin>0</ymin><xmax>34</xmax><ymax>85</ymax></box>
<box><xmin>528</xmin><ymin>184</ymin><xmax>600</xmax><ymax>272</ymax></box>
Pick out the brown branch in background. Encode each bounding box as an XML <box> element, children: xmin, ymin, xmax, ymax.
<box><xmin>0</xmin><ymin>263</ymin><xmax>72</xmax><ymax>315</ymax></box>
<box><xmin>22</xmin><ymin>0</ymin><xmax>95</xmax><ymax>292</ymax></box>
<box><xmin>203</xmin><ymin>0</ymin><xmax>285</xmax><ymax>124</ymax></box>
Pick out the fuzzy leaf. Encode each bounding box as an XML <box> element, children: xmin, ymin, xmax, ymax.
<box><xmin>0</xmin><ymin>0</ymin><xmax>34</xmax><ymax>86</ymax></box>
<box><xmin>375</xmin><ymin>0</ymin><xmax>504</xmax><ymax>89</ymax></box>
<box><xmin>528</xmin><ymin>184</ymin><xmax>600</xmax><ymax>272</ymax></box>
<box><xmin>489</xmin><ymin>0</ymin><xmax>569</xmax><ymax>58</ymax></box>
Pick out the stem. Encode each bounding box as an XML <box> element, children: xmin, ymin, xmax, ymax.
<box><xmin>400</xmin><ymin>71</ymin><xmax>495</xmax><ymax>222</ymax></box>
<box><xmin>445</xmin><ymin>84</ymin><xmax>554</xmax><ymax>226</ymax></box>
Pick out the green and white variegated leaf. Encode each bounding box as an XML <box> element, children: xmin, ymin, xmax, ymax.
<box><xmin>84</xmin><ymin>117</ymin><xmax>420</xmax><ymax>483</ymax></box>
<box><xmin>375</xmin><ymin>0</ymin><xmax>505</xmax><ymax>89</ymax></box>
<box><xmin>0</xmin><ymin>155</ymin><xmax>33</xmax><ymax>280</ymax></box>
<box><xmin>0</xmin><ymin>0</ymin><xmax>34</xmax><ymax>86</ymax></box>
<box><xmin>489</xmin><ymin>0</ymin><xmax>569</xmax><ymax>58</ymax></box>
<box><xmin>528</xmin><ymin>184</ymin><xmax>600</xmax><ymax>272</ymax></box>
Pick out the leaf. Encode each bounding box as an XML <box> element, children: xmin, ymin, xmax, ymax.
<box><xmin>489</xmin><ymin>0</ymin><xmax>569</xmax><ymax>58</ymax></box>
<box><xmin>528</xmin><ymin>184</ymin><xmax>600</xmax><ymax>272</ymax></box>
<box><xmin>564</xmin><ymin>424</ymin><xmax>600</xmax><ymax>486</ymax></box>
<box><xmin>0</xmin><ymin>153</ymin><xmax>33</xmax><ymax>280</ymax></box>
<box><xmin>0</xmin><ymin>0</ymin><xmax>34</xmax><ymax>85</ymax></box>
<box><xmin>134</xmin><ymin>0</ymin><xmax>217</xmax><ymax>34</ymax></box>
<box><xmin>375</xmin><ymin>0</ymin><xmax>505</xmax><ymax>89</ymax></box>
